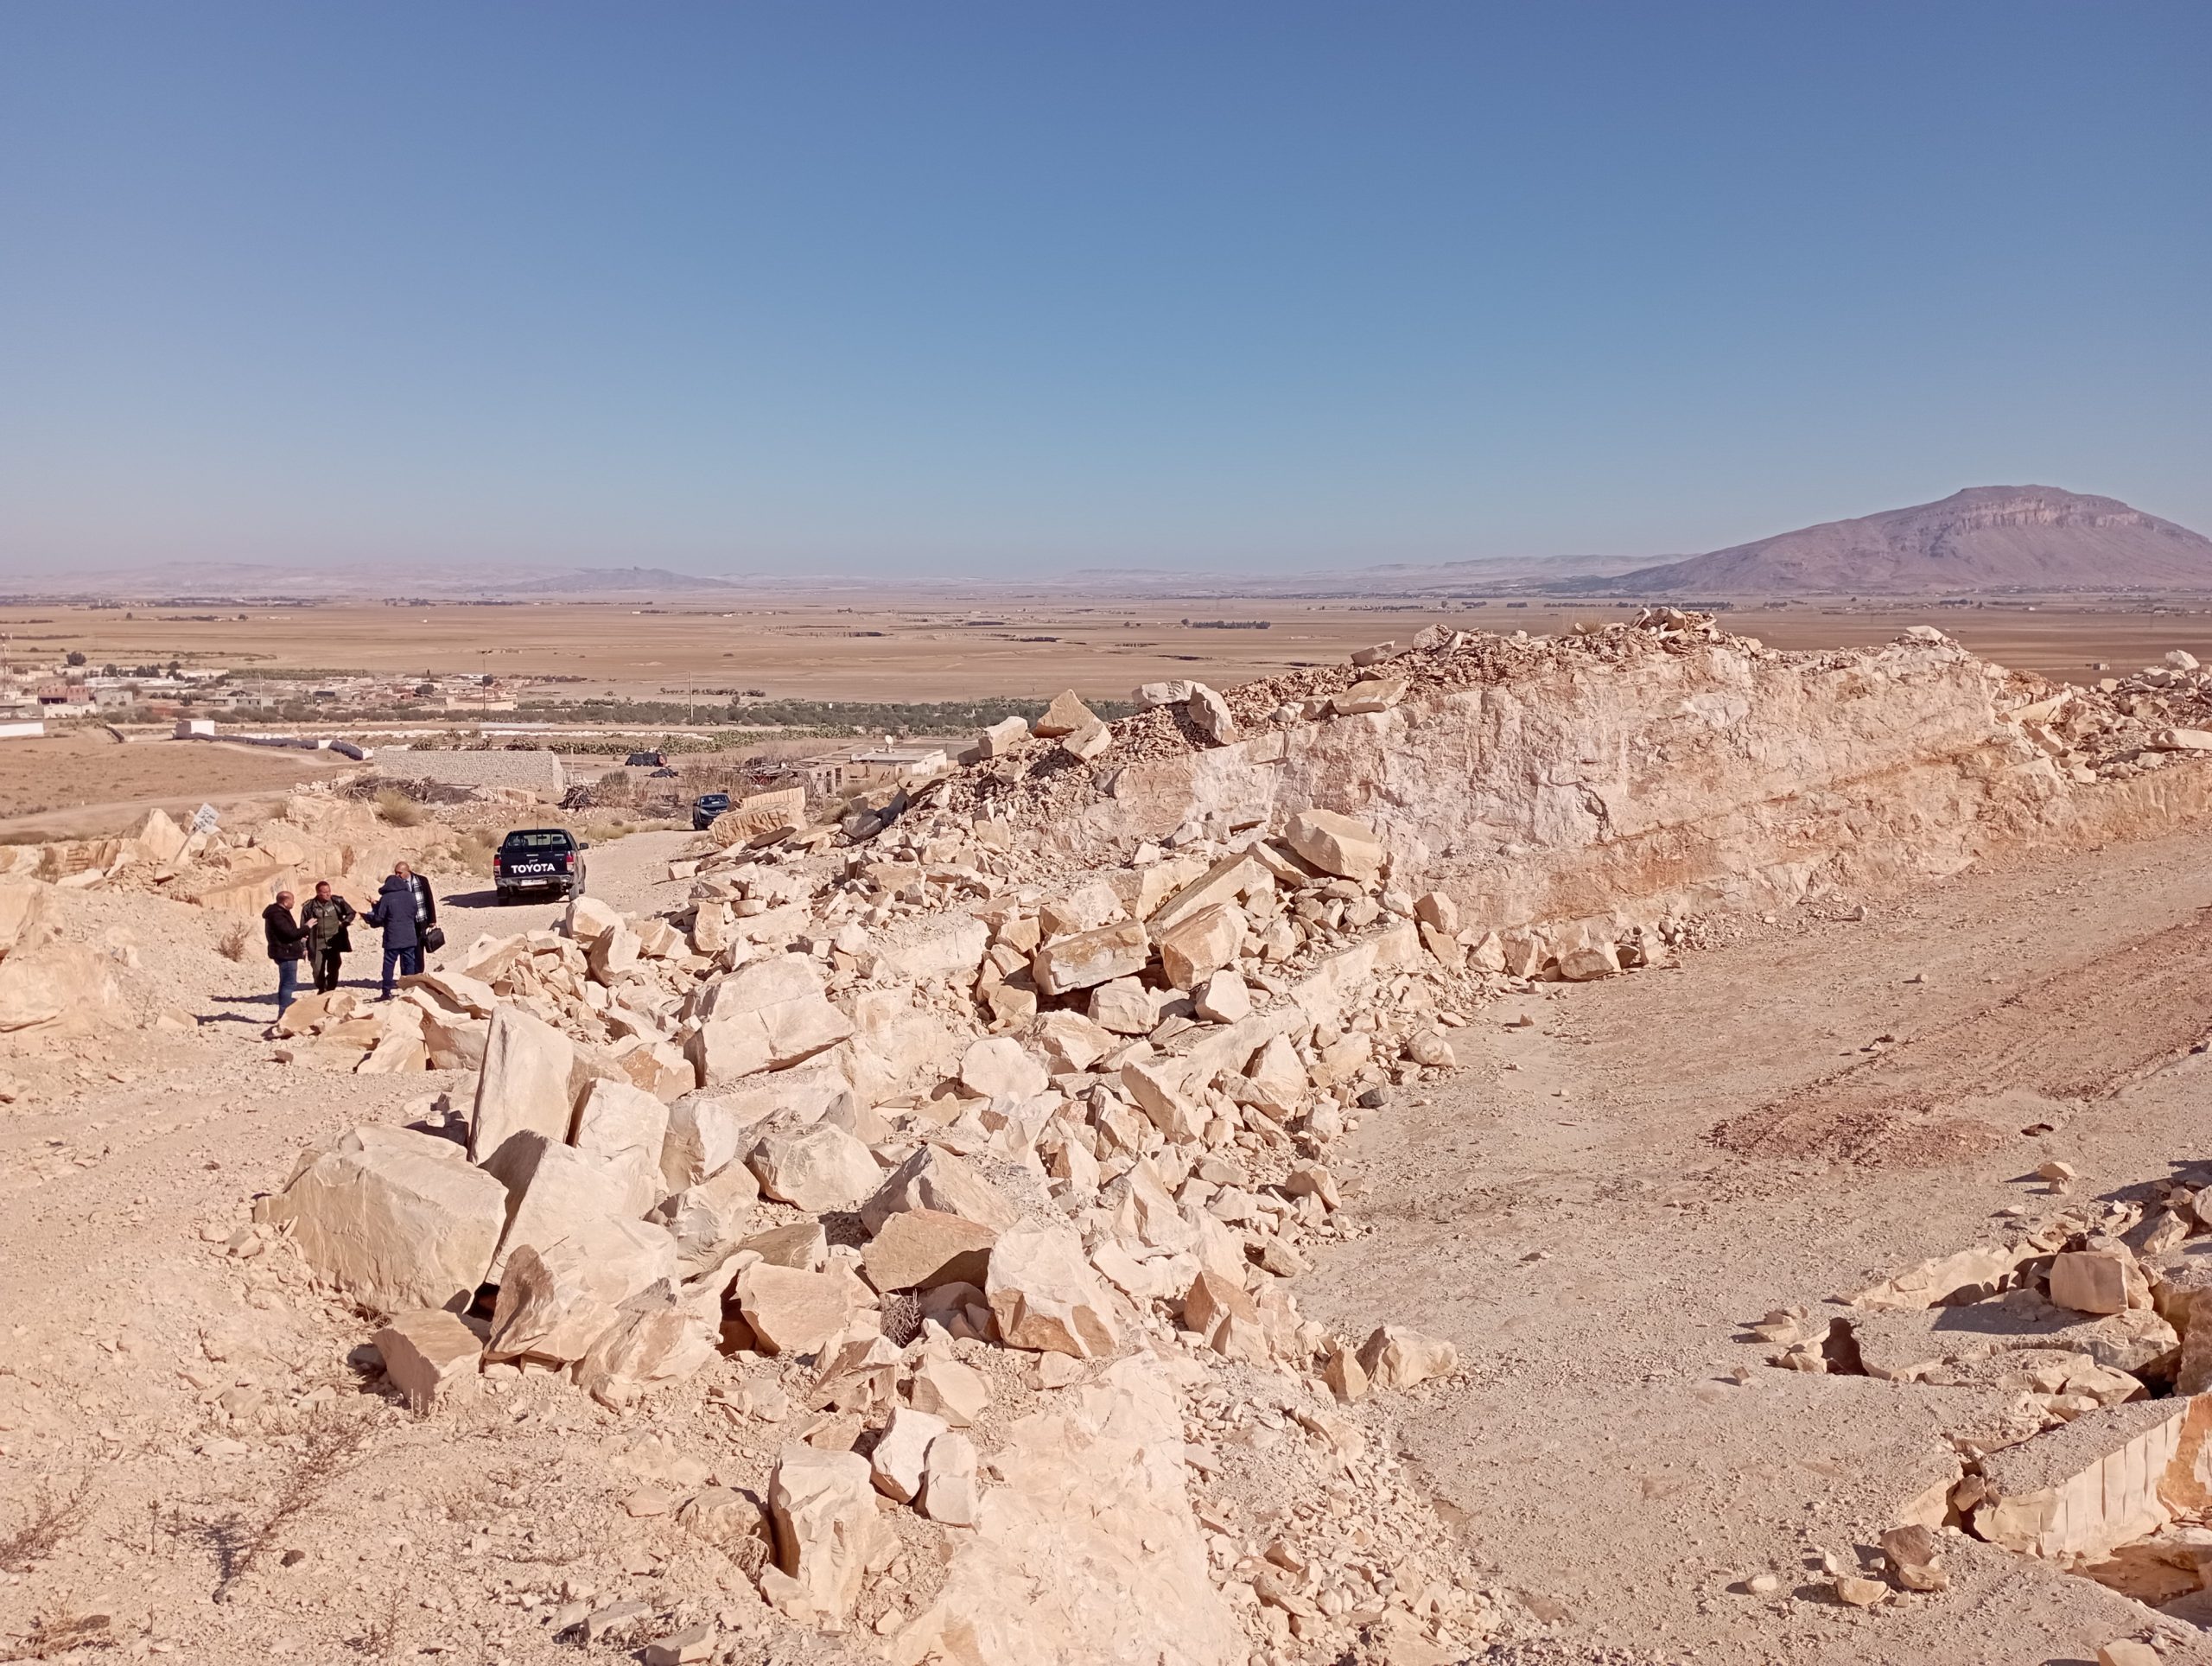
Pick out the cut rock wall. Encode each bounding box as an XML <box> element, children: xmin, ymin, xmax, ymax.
<box><xmin>1039</xmin><ymin>635</ymin><xmax>2212</xmax><ymax>939</ymax></box>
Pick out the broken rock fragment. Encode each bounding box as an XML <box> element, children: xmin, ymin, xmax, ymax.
<box><xmin>1878</xmin><ymin>1523</ymin><xmax>1948</xmax><ymax>1593</ymax></box>
<box><xmin>1186</xmin><ymin>684</ymin><xmax>1238</xmax><ymax>745</ymax></box>
<box><xmin>468</xmin><ymin>1007</ymin><xmax>576</xmax><ymax>1161</ymax></box>
<box><xmin>1031</xmin><ymin>690</ymin><xmax>1096</xmax><ymax>739</ymax></box>
<box><xmin>2050</xmin><ymin>1244</ymin><xmax>2140</xmax><ymax>1316</ymax></box>
<box><xmin>1356</xmin><ymin>1324</ymin><xmax>1459</xmax><ymax>1389</ymax></box>
<box><xmin>569</xmin><ymin>1078</ymin><xmax>671</xmax><ymax>1217</ymax></box>
<box><xmin>1088</xmin><ymin>976</ymin><xmax>1155</xmax><ymax>1034</ymax></box>
<box><xmin>908</xmin><ymin>1351</ymin><xmax>994</xmax><ymax>1425</ymax></box>
<box><xmin>372</xmin><ymin>1310</ymin><xmax>485</xmax><ymax>1411</ymax></box>
<box><xmin>761</xmin><ymin>1445</ymin><xmax>898</xmax><ymax>1623</ymax></box>
<box><xmin>862</xmin><ymin>1207</ymin><xmax>997</xmax><ymax>1293</ymax></box>
<box><xmin>735</xmin><ymin>1260</ymin><xmax>876</xmax><ymax>1357</ymax></box>
<box><xmin>487</xmin><ymin>1217</ymin><xmax>677</xmax><ymax>1364</ymax></box>
<box><xmin>652</xmin><ymin>1160</ymin><xmax>761</xmax><ymax>1276</ymax></box>
<box><xmin>919</xmin><ymin>1430</ymin><xmax>980</xmax><ymax>1526</ymax></box>
<box><xmin>1284</xmin><ymin>809</ymin><xmax>1384</xmax><ymax>882</ymax></box>
<box><xmin>1155</xmin><ymin>902</ymin><xmax>1245</xmax><ymax>991</ymax></box>
<box><xmin>958</xmin><ymin>1034</ymin><xmax>1049</xmax><ymax>1102</ymax></box>
<box><xmin>481</xmin><ymin>1131</ymin><xmax>633</xmax><ymax>1279</ymax></box>
<box><xmin>576</xmin><ymin>1272</ymin><xmax>729</xmax><ymax>1408</ymax></box>
<box><xmin>747</xmin><ymin>1122</ymin><xmax>880</xmax><ymax>1212</ymax></box>
<box><xmin>1033</xmin><ymin>919</ymin><xmax>1150</xmax><ymax>997</ymax></box>
<box><xmin>886</xmin><ymin>1358</ymin><xmax>1243</xmax><ymax>1666</ymax></box>
<box><xmin>861</xmin><ymin>1145</ymin><xmax>1019</xmax><ymax>1233</ymax></box>
<box><xmin>870</xmin><ymin>1404</ymin><xmax>949</xmax><ymax>1504</ymax></box>
<box><xmin>986</xmin><ymin>1219</ymin><xmax>1120</xmax><ymax>1358</ymax></box>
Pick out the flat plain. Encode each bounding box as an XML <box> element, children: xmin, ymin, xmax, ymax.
<box><xmin>9</xmin><ymin>591</ymin><xmax>2212</xmax><ymax>703</ymax></box>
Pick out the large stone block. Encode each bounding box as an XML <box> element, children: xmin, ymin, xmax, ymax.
<box><xmin>761</xmin><ymin>1446</ymin><xmax>898</xmax><ymax>1622</ymax></box>
<box><xmin>747</xmin><ymin>1122</ymin><xmax>880</xmax><ymax>1211</ymax></box>
<box><xmin>884</xmin><ymin>1358</ymin><xmax>1243</xmax><ymax>1666</ymax></box>
<box><xmin>1284</xmin><ymin>809</ymin><xmax>1384</xmax><ymax>882</ymax></box>
<box><xmin>486</xmin><ymin>1216</ymin><xmax>677</xmax><ymax>1364</ymax></box>
<box><xmin>257</xmin><ymin>1125</ymin><xmax>506</xmax><ymax>1314</ymax></box>
<box><xmin>469</xmin><ymin>1007</ymin><xmax>577</xmax><ymax>1161</ymax></box>
<box><xmin>861</xmin><ymin>1146</ymin><xmax>1019</xmax><ymax>1234</ymax></box>
<box><xmin>1033</xmin><ymin>920</ymin><xmax>1149</xmax><ymax>997</ymax></box>
<box><xmin>481</xmin><ymin>1131</ymin><xmax>633</xmax><ymax>1280</ymax></box>
<box><xmin>570</xmin><ymin>1077</ymin><xmax>671</xmax><ymax>1217</ymax></box>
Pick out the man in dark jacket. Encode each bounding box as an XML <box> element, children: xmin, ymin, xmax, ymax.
<box><xmin>299</xmin><ymin>880</ymin><xmax>355</xmax><ymax>994</ymax></box>
<box><xmin>262</xmin><ymin>889</ymin><xmax>308</xmax><ymax>1014</ymax></box>
<box><xmin>365</xmin><ymin>862</ymin><xmax>436</xmax><ymax>998</ymax></box>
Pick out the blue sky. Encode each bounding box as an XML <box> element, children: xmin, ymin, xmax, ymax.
<box><xmin>2</xmin><ymin>3</ymin><xmax>2206</xmax><ymax>575</ymax></box>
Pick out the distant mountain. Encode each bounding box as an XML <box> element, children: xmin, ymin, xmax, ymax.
<box><xmin>1582</xmin><ymin>486</ymin><xmax>2212</xmax><ymax>595</ymax></box>
<box><xmin>498</xmin><ymin>566</ymin><xmax>737</xmax><ymax>595</ymax></box>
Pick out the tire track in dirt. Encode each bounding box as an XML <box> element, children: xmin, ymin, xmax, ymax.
<box><xmin>1711</xmin><ymin>911</ymin><xmax>2212</xmax><ymax>1167</ymax></box>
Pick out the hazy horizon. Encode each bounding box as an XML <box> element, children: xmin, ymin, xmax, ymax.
<box><xmin>3</xmin><ymin>3</ymin><xmax>2207</xmax><ymax>576</ymax></box>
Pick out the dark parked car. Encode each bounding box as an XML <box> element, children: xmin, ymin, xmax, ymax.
<box><xmin>691</xmin><ymin>792</ymin><xmax>731</xmax><ymax>830</ymax></box>
<box><xmin>626</xmin><ymin>750</ymin><xmax>667</xmax><ymax>767</ymax></box>
<box><xmin>494</xmin><ymin>827</ymin><xmax>588</xmax><ymax>901</ymax></box>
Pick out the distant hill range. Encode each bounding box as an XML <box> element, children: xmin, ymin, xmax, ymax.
<box><xmin>1577</xmin><ymin>486</ymin><xmax>2212</xmax><ymax>595</ymax></box>
<box><xmin>0</xmin><ymin>562</ymin><xmax>740</xmax><ymax>601</ymax></box>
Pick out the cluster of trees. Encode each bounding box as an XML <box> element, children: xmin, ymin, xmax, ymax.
<box><xmin>526</xmin><ymin>694</ymin><xmax>1138</xmax><ymax>735</ymax></box>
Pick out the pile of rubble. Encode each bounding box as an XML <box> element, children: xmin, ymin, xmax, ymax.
<box><xmin>247</xmin><ymin>784</ymin><xmax>1527</xmax><ymax>1661</ymax></box>
<box><xmin>1999</xmin><ymin>648</ymin><xmax>2212</xmax><ymax>781</ymax></box>
<box><xmin>1751</xmin><ymin>1162</ymin><xmax>2212</xmax><ymax>1631</ymax></box>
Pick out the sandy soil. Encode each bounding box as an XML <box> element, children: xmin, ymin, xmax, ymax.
<box><xmin>0</xmin><ymin>734</ymin><xmax>346</xmax><ymax>834</ymax></box>
<box><xmin>9</xmin><ymin>595</ymin><xmax>2212</xmax><ymax>705</ymax></box>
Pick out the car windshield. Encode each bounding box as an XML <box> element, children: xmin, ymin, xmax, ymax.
<box><xmin>502</xmin><ymin>831</ymin><xmax>571</xmax><ymax>849</ymax></box>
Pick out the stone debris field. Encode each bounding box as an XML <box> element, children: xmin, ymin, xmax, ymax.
<box><xmin>9</xmin><ymin>611</ymin><xmax>2212</xmax><ymax>1665</ymax></box>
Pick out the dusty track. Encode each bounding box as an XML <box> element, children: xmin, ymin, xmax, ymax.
<box><xmin>1713</xmin><ymin>907</ymin><xmax>2212</xmax><ymax>1169</ymax></box>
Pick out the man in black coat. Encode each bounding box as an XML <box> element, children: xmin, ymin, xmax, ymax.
<box><xmin>262</xmin><ymin>889</ymin><xmax>308</xmax><ymax>1014</ymax></box>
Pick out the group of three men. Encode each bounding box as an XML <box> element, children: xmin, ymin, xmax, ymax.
<box><xmin>260</xmin><ymin>864</ymin><xmax>438</xmax><ymax>1014</ymax></box>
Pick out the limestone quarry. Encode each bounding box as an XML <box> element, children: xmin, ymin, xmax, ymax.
<box><xmin>9</xmin><ymin>611</ymin><xmax>2212</xmax><ymax>1665</ymax></box>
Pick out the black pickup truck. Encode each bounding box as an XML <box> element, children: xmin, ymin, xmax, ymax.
<box><xmin>494</xmin><ymin>827</ymin><xmax>588</xmax><ymax>901</ymax></box>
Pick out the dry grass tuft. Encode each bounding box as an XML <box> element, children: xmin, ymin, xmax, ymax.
<box><xmin>372</xmin><ymin>788</ymin><xmax>425</xmax><ymax>828</ymax></box>
<box><xmin>215</xmin><ymin>919</ymin><xmax>252</xmax><ymax>963</ymax></box>
<box><xmin>1</xmin><ymin>1610</ymin><xmax>115</xmax><ymax>1661</ymax></box>
<box><xmin>0</xmin><ymin>1482</ymin><xmax>92</xmax><ymax>1574</ymax></box>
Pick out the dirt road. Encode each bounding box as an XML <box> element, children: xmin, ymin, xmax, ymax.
<box><xmin>1300</xmin><ymin>825</ymin><xmax>2212</xmax><ymax>1663</ymax></box>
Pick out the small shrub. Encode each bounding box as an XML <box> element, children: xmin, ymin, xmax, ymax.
<box><xmin>216</xmin><ymin>920</ymin><xmax>251</xmax><ymax>963</ymax></box>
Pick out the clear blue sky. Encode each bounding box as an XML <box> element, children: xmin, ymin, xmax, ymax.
<box><xmin>2</xmin><ymin>3</ymin><xmax>2206</xmax><ymax>575</ymax></box>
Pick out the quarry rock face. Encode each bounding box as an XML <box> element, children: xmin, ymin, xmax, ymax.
<box><xmin>1039</xmin><ymin>632</ymin><xmax>2202</xmax><ymax>945</ymax></box>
